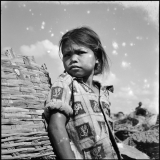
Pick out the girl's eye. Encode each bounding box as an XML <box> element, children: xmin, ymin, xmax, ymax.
<box><xmin>63</xmin><ymin>54</ymin><xmax>70</xmax><ymax>58</ymax></box>
<box><xmin>77</xmin><ymin>51</ymin><xmax>86</xmax><ymax>54</ymax></box>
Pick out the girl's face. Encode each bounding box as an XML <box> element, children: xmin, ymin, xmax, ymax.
<box><xmin>62</xmin><ymin>43</ymin><xmax>96</xmax><ymax>78</ymax></box>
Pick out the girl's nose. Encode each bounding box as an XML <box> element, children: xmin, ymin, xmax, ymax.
<box><xmin>70</xmin><ymin>54</ymin><xmax>78</xmax><ymax>63</ymax></box>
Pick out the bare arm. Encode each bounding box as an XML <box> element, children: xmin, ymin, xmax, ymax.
<box><xmin>48</xmin><ymin>110</ymin><xmax>75</xmax><ymax>159</ymax></box>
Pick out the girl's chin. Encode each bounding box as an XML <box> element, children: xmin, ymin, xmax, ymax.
<box><xmin>68</xmin><ymin>72</ymin><xmax>84</xmax><ymax>78</ymax></box>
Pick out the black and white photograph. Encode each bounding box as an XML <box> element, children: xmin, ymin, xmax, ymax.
<box><xmin>1</xmin><ymin>1</ymin><xmax>159</xmax><ymax>159</ymax></box>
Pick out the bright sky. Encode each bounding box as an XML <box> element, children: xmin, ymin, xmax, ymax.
<box><xmin>1</xmin><ymin>1</ymin><xmax>159</xmax><ymax>114</ymax></box>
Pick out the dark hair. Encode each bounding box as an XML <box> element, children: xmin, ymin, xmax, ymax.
<box><xmin>118</xmin><ymin>112</ymin><xmax>124</xmax><ymax>115</ymax></box>
<box><xmin>138</xmin><ymin>102</ymin><xmax>142</xmax><ymax>106</ymax></box>
<box><xmin>59</xmin><ymin>26</ymin><xmax>110</xmax><ymax>75</ymax></box>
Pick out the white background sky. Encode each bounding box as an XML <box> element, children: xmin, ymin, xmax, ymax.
<box><xmin>1</xmin><ymin>1</ymin><xmax>159</xmax><ymax>114</ymax></box>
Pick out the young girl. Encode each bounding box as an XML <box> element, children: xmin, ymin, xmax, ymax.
<box><xmin>44</xmin><ymin>26</ymin><xmax>122</xmax><ymax>159</ymax></box>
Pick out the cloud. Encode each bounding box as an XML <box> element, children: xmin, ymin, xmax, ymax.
<box><xmin>128</xmin><ymin>82</ymin><xmax>152</xmax><ymax>96</ymax></box>
<box><xmin>114</xmin><ymin>86</ymin><xmax>138</xmax><ymax>100</ymax></box>
<box><xmin>143</xmin><ymin>97</ymin><xmax>159</xmax><ymax>114</ymax></box>
<box><xmin>29</xmin><ymin>1</ymin><xmax>159</xmax><ymax>27</ymax></box>
<box><xmin>134</xmin><ymin>88</ymin><xmax>152</xmax><ymax>95</ymax></box>
<box><xmin>105</xmin><ymin>72</ymin><xmax>119</xmax><ymax>86</ymax></box>
<box><xmin>151</xmin><ymin>80</ymin><xmax>159</xmax><ymax>113</ymax></box>
<box><xmin>116</xmin><ymin>1</ymin><xmax>159</xmax><ymax>30</ymax></box>
<box><xmin>20</xmin><ymin>39</ymin><xmax>59</xmax><ymax>59</ymax></box>
<box><xmin>2</xmin><ymin>1</ymin><xmax>158</xmax><ymax>29</ymax></box>
<box><xmin>94</xmin><ymin>71</ymin><xmax>119</xmax><ymax>86</ymax></box>
<box><xmin>130</xmin><ymin>81</ymin><xmax>135</xmax><ymax>85</ymax></box>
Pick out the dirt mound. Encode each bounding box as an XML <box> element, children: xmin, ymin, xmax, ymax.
<box><xmin>114</xmin><ymin>109</ymin><xmax>159</xmax><ymax>159</ymax></box>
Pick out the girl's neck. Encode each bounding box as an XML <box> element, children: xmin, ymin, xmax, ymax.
<box><xmin>82</xmin><ymin>73</ymin><xmax>100</xmax><ymax>96</ymax></box>
<box><xmin>82</xmin><ymin>72</ymin><xmax>95</xmax><ymax>89</ymax></box>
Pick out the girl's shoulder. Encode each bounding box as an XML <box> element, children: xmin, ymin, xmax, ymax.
<box><xmin>93</xmin><ymin>80</ymin><xmax>114</xmax><ymax>93</ymax></box>
<box><xmin>102</xmin><ymin>85</ymin><xmax>114</xmax><ymax>93</ymax></box>
<box><xmin>56</xmin><ymin>72</ymin><xmax>73</xmax><ymax>85</ymax></box>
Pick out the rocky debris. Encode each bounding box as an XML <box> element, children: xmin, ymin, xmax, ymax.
<box><xmin>123</xmin><ymin>128</ymin><xmax>159</xmax><ymax>159</ymax></box>
<box><xmin>117</xmin><ymin>143</ymin><xmax>149</xmax><ymax>159</ymax></box>
<box><xmin>113</xmin><ymin>109</ymin><xmax>159</xmax><ymax>159</ymax></box>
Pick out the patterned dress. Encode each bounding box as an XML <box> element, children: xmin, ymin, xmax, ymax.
<box><xmin>44</xmin><ymin>72</ymin><xmax>120</xmax><ymax>159</ymax></box>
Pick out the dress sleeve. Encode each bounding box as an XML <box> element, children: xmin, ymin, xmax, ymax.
<box><xmin>43</xmin><ymin>79</ymin><xmax>73</xmax><ymax>124</ymax></box>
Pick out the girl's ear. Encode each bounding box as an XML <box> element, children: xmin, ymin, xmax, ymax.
<box><xmin>94</xmin><ymin>60</ymin><xmax>101</xmax><ymax>75</ymax></box>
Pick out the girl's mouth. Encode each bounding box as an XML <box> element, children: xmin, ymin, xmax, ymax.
<box><xmin>70</xmin><ymin>65</ymin><xmax>81</xmax><ymax>70</ymax></box>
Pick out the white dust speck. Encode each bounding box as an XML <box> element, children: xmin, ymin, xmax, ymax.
<box><xmin>41</xmin><ymin>21</ymin><xmax>45</xmax><ymax>29</ymax></box>
<box><xmin>122</xmin><ymin>42</ymin><xmax>126</xmax><ymax>47</ymax></box>
<box><xmin>112</xmin><ymin>41</ymin><xmax>119</xmax><ymax>49</ymax></box>
<box><xmin>136</xmin><ymin>36</ymin><xmax>143</xmax><ymax>40</ymax></box>
<box><xmin>122</xmin><ymin>61</ymin><xmax>131</xmax><ymax>68</ymax></box>
<box><xmin>144</xmin><ymin>79</ymin><xmax>147</xmax><ymax>83</ymax></box>
<box><xmin>51</xmin><ymin>33</ymin><xmax>54</xmax><ymax>37</ymax></box>
<box><xmin>112</xmin><ymin>50</ymin><xmax>118</xmax><ymax>55</ymax></box>
<box><xmin>130</xmin><ymin>43</ymin><xmax>134</xmax><ymax>46</ymax></box>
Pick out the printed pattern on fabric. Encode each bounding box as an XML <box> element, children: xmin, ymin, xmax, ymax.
<box><xmin>101</xmin><ymin>101</ymin><xmax>110</xmax><ymax>116</ymax></box>
<box><xmin>44</xmin><ymin>72</ymin><xmax>118</xmax><ymax>159</ymax></box>
<box><xmin>98</xmin><ymin>121</ymin><xmax>107</xmax><ymax>133</ymax></box>
<box><xmin>90</xmin><ymin>100</ymin><xmax>101</xmax><ymax>113</ymax></box>
<box><xmin>51</xmin><ymin>87</ymin><xmax>63</xmax><ymax>100</ymax></box>
<box><xmin>80</xmin><ymin>83</ymin><xmax>94</xmax><ymax>93</ymax></box>
<box><xmin>108</xmin><ymin>120</ymin><xmax>114</xmax><ymax>130</ymax></box>
<box><xmin>73</xmin><ymin>101</ymin><xmax>86</xmax><ymax>116</ymax></box>
<box><xmin>83</xmin><ymin>143</ymin><xmax>105</xmax><ymax>159</ymax></box>
<box><xmin>75</xmin><ymin>123</ymin><xmax>93</xmax><ymax>140</ymax></box>
<box><xmin>69</xmin><ymin>83</ymin><xmax>78</xmax><ymax>93</ymax></box>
